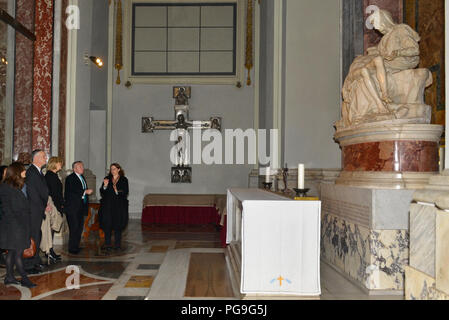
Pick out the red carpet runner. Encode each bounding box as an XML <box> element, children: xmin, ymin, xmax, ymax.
<box><xmin>141</xmin><ymin>206</ymin><xmax>220</xmax><ymax>225</ymax></box>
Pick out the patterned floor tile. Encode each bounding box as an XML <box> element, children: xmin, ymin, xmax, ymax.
<box><xmin>137</xmin><ymin>264</ymin><xmax>160</xmax><ymax>270</ymax></box>
<box><xmin>125</xmin><ymin>276</ymin><xmax>154</xmax><ymax>288</ymax></box>
<box><xmin>116</xmin><ymin>296</ymin><xmax>146</xmax><ymax>300</ymax></box>
<box><xmin>41</xmin><ymin>284</ymin><xmax>113</xmax><ymax>300</ymax></box>
<box><xmin>149</xmin><ymin>246</ymin><xmax>169</xmax><ymax>253</ymax></box>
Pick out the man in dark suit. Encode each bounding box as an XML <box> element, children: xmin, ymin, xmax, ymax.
<box><xmin>64</xmin><ymin>161</ymin><xmax>93</xmax><ymax>254</ymax></box>
<box><xmin>24</xmin><ymin>149</ymin><xmax>49</xmax><ymax>273</ymax></box>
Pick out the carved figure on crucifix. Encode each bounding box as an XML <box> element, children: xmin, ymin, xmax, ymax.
<box><xmin>141</xmin><ymin>86</ymin><xmax>222</xmax><ymax>183</ymax></box>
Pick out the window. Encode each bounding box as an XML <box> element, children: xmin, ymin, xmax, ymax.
<box><xmin>124</xmin><ymin>0</ymin><xmax>244</xmax><ymax>84</ymax></box>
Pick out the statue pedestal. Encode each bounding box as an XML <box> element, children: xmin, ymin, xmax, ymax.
<box><xmin>334</xmin><ymin>123</ymin><xmax>443</xmax><ymax>189</ymax></box>
<box><xmin>321</xmin><ymin>183</ymin><xmax>413</xmax><ymax>294</ymax></box>
<box><xmin>404</xmin><ymin>169</ymin><xmax>449</xmax><ymax>300</ymax></box>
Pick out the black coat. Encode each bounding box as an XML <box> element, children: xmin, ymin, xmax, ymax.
<box><xmin>25</xmin><ymin>165</ymin><xmax>49</xmax><ymax>222</ymax></box>
<box><xmin>45</xmin><ymin>170</ymin><xmax>64</xmax><ymax>214</ymax></box>
<box><xmin>0</xmin><ymin>183</ymin><xmax>31</xmax><ymax>251</ymax></box>
<box><xmin>99</xmin><ymin>176</ymin><xmax>129</xmax><ymax>231</ymax></box>
<box><xmin>64</xmin><ymin>173</ymin><xmax>89</xmax><ymax>217</ymax></box>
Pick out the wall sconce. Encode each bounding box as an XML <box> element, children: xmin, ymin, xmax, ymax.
<box><xmin>1</xmin><ymin>57</ymin><xmax>7</xmax><ymax>65</ymax></box>
<box><xmin>84</xmin><ymin>52</ymin><xmax>104</xmax><ymax>68</ymax></box>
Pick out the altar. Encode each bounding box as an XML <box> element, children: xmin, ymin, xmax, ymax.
<box><xmin>226</xmin><ymin>188</ymin><xmax>321</xmax><ymax>299</ymax></box>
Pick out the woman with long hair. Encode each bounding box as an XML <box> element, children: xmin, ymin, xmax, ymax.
<box><xmin>99</xmin><ymin>163</ymin><xmax>129</xmax><ymax>252</ymax></box>
<box><xmin>44</xmin><ymin>156</ymin><xmax>64</xmax><ymax>263</ymax></box>
<box><xmin>0</xmin><ymin>162</ymin><xmax>37</xmax><ymax>288</ymax></box>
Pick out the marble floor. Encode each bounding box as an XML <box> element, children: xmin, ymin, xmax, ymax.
<box><xmin>0</xmin><ymin>220</ymin><xmax>403</xmax><ymax>300</ymax></box>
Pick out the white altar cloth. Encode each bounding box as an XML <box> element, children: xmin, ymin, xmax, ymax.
<box><xmin>226</xmin><ymin>188</ymin><xmax>321</xmax><ymax>296</ymax></box>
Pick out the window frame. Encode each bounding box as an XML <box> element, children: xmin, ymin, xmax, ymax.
<box><xmin>124</xmin><ymin>0</ymin><xmax>245</xmax><ymax>85</ymax></box>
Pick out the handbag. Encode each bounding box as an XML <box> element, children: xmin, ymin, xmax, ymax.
<box><xmin>22</xmin><ymin>237</ymin><xmax>36</xmax><ymax>258</ymax></box>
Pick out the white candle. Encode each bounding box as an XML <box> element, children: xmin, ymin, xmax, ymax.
<box><xmin>265</xmin><ymin>167</ymin><xmax>270</xmax><ymax>183</ymax></box>
<box><xmin>298</xmin><ymin>164</ymin><xmax>305</xmax><ymax>189</ymax></box>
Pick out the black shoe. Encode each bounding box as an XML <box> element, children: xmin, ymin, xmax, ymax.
<box><xmin>20</xmin><ymin>277</ymin><xmax>37</xmax><ymax>289</ymax></box>
<box><xmin>4</xmin><ymin>277</ymin><xmax>20</xmax><ymax>285</ymax></box>
<box><xmin>34</xmin><ymin>263</ymin><xmax>46</xmax><ymax>271</ymax></box>
<box><xmin>45</xmin><ymin>254</ymin><xmax>58</xmax><ymax>265</ymax></box>
<box><xmin>68</xmin><ymin>249</ymin><xmax>80</xmax><ymax>255</ymax></box>
<box><xmin>49</xmin><ymin>248</ymin><xmax>61</xmax><ymax>260</ymax></box>
<box><xmin>25</xmin><ymin>268</ymin><xmax>41</xmax><ymax>275</ymax></box>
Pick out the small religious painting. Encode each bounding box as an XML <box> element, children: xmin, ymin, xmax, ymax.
<box><xmin>171</xmin><ymin>167</ymin><xmax>192</xmax><ymax>184</ymax></box>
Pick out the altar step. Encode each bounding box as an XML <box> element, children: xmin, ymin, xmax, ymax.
<box><xmin>225</xmin><ymin>243</ymin><xmax>242</xmax><ymax>298</ymax></box>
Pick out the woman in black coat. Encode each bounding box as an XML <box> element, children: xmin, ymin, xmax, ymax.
<box><xmin>99</xmin><ymin>163</ymin><xmax>129</xmax><ymax>251</ymax></box>
<box><xmin>44</xmin><ymin>156</ymin><xmax>64</xmax><ymax>262</ymax></box>
<box><xmin>0</xmin><ymin>162</ymin><xmax>36</xmax><ymax>288</ymax></box>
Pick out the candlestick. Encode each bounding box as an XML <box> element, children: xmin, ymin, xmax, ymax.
<box><xmin>298</xmin><ymin>164</ymin><xmax>304</xmax><ymax>189</ymax></box>
<box><xmin>265</xmin><ymin>167</ymin><xmax>270</xmax><ymax>183</ymax></box>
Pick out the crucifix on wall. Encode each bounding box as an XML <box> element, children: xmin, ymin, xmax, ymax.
<box><xmin>142</xmin><ymin>87</ymin><xmax>222</xmax><ymax>183</ymax></box>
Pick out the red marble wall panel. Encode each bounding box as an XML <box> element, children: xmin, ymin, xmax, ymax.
<box><xmin>58</xmin><ymin>0</ymin><xmax>68</xmax><ymax>161</ymax></box>
<box><xmin>363</xmin><ymin>0</ymin><xmax>403</xmax><ymax>52</ymax></box>
<box><xmin>0</xmin><ymin>22</ymin><xmax>7</xmax><ymax>164</ymax></box>
<box><xmin>32</xmin><ymin>0</ymin><xmax>54</xmax><ymax>154</ymax></box>
<box><xmin>342</xmin><ymin>141</ymin><xmax>439</xmax><ymax>172</ymax></box>
<box><xmin>404</xmin><ymin>0</ymin><xmax>445</xmax><ymax>127</ymax></box>
<box><xmin>13</xmin><ymin>0</ymin><xmax>35</xmax><ymax>160</ymax></box>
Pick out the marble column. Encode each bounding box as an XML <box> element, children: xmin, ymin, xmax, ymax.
<box><xmin>32</xmin><ymin>0</ymin><xmax>54</xmax><ymax>154</ymax></box>
<box><xmin>13</xmin><ymin>0</ymin><xmax>35</xmax><ymax>160</ymax></box>
<box><xmin>58</xmin><ymin>0</ymin><xmax>68</xmax><ymax>161</ymax></box>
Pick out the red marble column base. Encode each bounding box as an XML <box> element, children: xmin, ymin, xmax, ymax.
<box><xmin>342</xmin><ymin>141</ymin><xmax>439</xmax><ymax>172</ymax></box>
<box><xmin>334</xmin><ymin>123</ymin><xmax>443</xmax><ymax>189</ymax></box>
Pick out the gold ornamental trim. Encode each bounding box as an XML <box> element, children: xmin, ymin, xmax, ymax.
<box><xmin>115</xmin><ymin>0</ymin><xmax>123</xmax><ymax>85</ymax></box>
<box><xmin>245</xmin><ymin>0</ymin><xmax>254</xmax><ymax>86</ymax></box>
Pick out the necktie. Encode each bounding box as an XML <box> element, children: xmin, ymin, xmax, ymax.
<box><xmin>80</xmin><ymin>175</ymin><xmax>86</xmax><ymax>190</ymax></box>
<box><xmin>80</xmin><ymin>175</ymin><xmax>87</xmax><ymax>203</ymax></box>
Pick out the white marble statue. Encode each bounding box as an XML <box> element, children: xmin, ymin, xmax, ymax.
<box><xmin>337</xmin><ymin>9</ymin><xmax>433</xmax><ymax>130</ymax></box>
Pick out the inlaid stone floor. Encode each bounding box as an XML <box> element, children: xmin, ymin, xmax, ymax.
<box><xmin>0</xmin><ymin>220</ymin><xmax>403</xmax><ymax>300</ymax></box>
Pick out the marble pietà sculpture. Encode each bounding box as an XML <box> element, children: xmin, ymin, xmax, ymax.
<box><xmin>337</xmin><ymin>9</ymin><xmax>432</xmax><ymax>129</ymax></box>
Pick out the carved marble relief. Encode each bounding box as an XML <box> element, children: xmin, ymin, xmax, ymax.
<box><xmin>321</xmin><ymin>213</ymin><xmax>409</xmax><ymax>291</ymax></box>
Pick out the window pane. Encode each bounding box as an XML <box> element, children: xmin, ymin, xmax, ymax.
<box><xmin>168</xmin><ymin>28</ymin><xmax>199</xmax><ymax>51</ymax></box>
<box><xmin>168</xmin><ymin>52</ymin><xmax>199</xmax><ymax>73</ymax></box>
<box><xmin>168</xmin><ymin>6</ymin><xmax>200</xmax><ymax>27</ymax></box>
<box><xmin>201</xmin><ymin>28</ymin><xmax>234</xmax><ymax>51</ymax></box>
<box><xmin>135</xmin><ymin>6</ymin><xmax>166</xmax><ymax>27</ymax></box>
<box><xmin>134</xmin><ymin>28</ymin><xmax>166</xmax><ymax>51</ymax></box>
<box><xmin>134</xmin><ymin>52</ymin><xmax>166</xmax><ymax>73</ymax></box>
<box><xmin>200</xmin><ymin>51</ymin><xmax>234</xmax><ymax>73</ymax></box>
<box><xmin>201</xmin><ymin>5</ymin><xmax>234</xmax><ymax>27</ymax></box>
<box><xmin>132</xmin><ymin>3</ymin><xmax>236</xmax><ymax>76</ymax></box>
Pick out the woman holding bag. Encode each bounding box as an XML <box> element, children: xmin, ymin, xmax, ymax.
<box><xmin>0</xmin><ymin>162</ymin><xmax>37</xmax><ymax>288</ymax></box>
<box><xmin>44</xmin><ymin>156</ymin><xmax>65</xmax><ymax>262</ymax></box>
<box><xmin>99</xmin><ymin>163</ymin><xmax>129</xmax><ymax>252</ymax></box>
